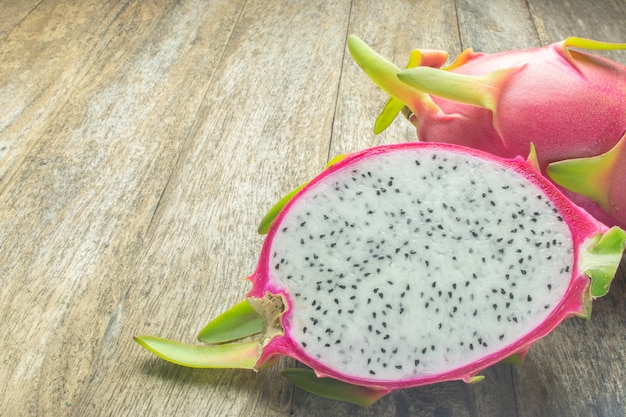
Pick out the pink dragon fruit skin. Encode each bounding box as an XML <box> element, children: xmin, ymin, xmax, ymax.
<box><xmin>135</xmin><ymin>142</ymin><xmax>626</xmax><ymax>405</ymax></box>
<box><xmin>347</xmin><ymin>35</ymin><xmax>626</xmax><ymax>228</ymax></box>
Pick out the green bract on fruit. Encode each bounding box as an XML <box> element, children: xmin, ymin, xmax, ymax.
<box><xmin>135</xmin><ymin>142</ymin><xmax>626</xmax><ymax>406</ymax></box>
<box><xmin>347</xmin><ymin>35</ymin><xmax>626</xmax><ymax>228</ymax></box>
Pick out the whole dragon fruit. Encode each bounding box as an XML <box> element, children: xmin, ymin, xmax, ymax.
<box><xmin>135</xmin><ymin>142</ymin><xmax>625</xmax><ymax>406</ymax></box>
<box><xmin>347</xmin><ymin>35</ymin><xmax>626</xmax><ymax>228</ymax></box>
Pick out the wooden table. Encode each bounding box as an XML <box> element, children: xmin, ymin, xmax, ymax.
<box><xmin>2</xmin><ymin>1</ymin><xmax>625</xmax><ymax>416</ymax></box>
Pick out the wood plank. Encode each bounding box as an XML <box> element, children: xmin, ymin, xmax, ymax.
<box><xmin>0</xmin><ymin>1</ymin><xmax>137</xmax><ymax>190</ymax></box>
<box><xmin>0</xmin><ymin>0</ymin><xmax>40</xmax><ymax>35</ymax></box>
<box><xmin>529</xmin><ymin>0</ymin><xmax>626</xmax><ymax>62</ymax></box>
<box><xmin>0</xmin><ymin>1</ymin><xmax>246</xmax><ymax>415</ymax></box>
<box><xmin>456</xmin><ymin>0</ymin><xmax>542</xmax><ymax>51</ymax></box>
<box><xmin>65</xmin><ymin>1</ymin><xmax>353</xmax><ymax>416</ymax></box>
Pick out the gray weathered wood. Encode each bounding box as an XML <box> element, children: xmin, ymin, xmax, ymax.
<box><xmin>1</xmin><ymin>0</ymin><xmax>625</xmax><ymax>416</ymax></box>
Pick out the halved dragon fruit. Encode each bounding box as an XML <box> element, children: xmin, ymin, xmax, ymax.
<box><xmin>135</xmin><ymin>142</ymin><xmax>625</xmax><ymax>406</ymax></box>
<box><xmin>347</xmin><ymin>35</ymin><xmax>626</xmax><ymax>228</ymax></box>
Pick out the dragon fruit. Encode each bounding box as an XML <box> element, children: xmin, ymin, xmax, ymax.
<box><xmin>135</xmin><ymin>142</ymin><xmax>625</xmax><ymax>406</ymax></box>
<box><xmin>347</xmin><ymin>35</ymin><xmax>626</xmax><ymax>228</ymax></box>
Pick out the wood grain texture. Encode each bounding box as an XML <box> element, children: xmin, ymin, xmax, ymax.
<box><xmin>456</xmin><ymin>0</ymin><xmax>542</xmax><ymax>51</ymax></box>
<box><xmin>0</xmin><ymin>0</ymin><xmax>39</xmax><ymax>35</ymax></box>
<box><xmin>0</xmin><ymin>1</ymin><xmax>625</xmax><ymax>416</ymax></box>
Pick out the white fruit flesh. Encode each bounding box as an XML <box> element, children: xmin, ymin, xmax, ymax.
<box><xmin>267</xmin><ymin>148</ymin><xmax>573</xmax><ymax>381</ymax></box>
